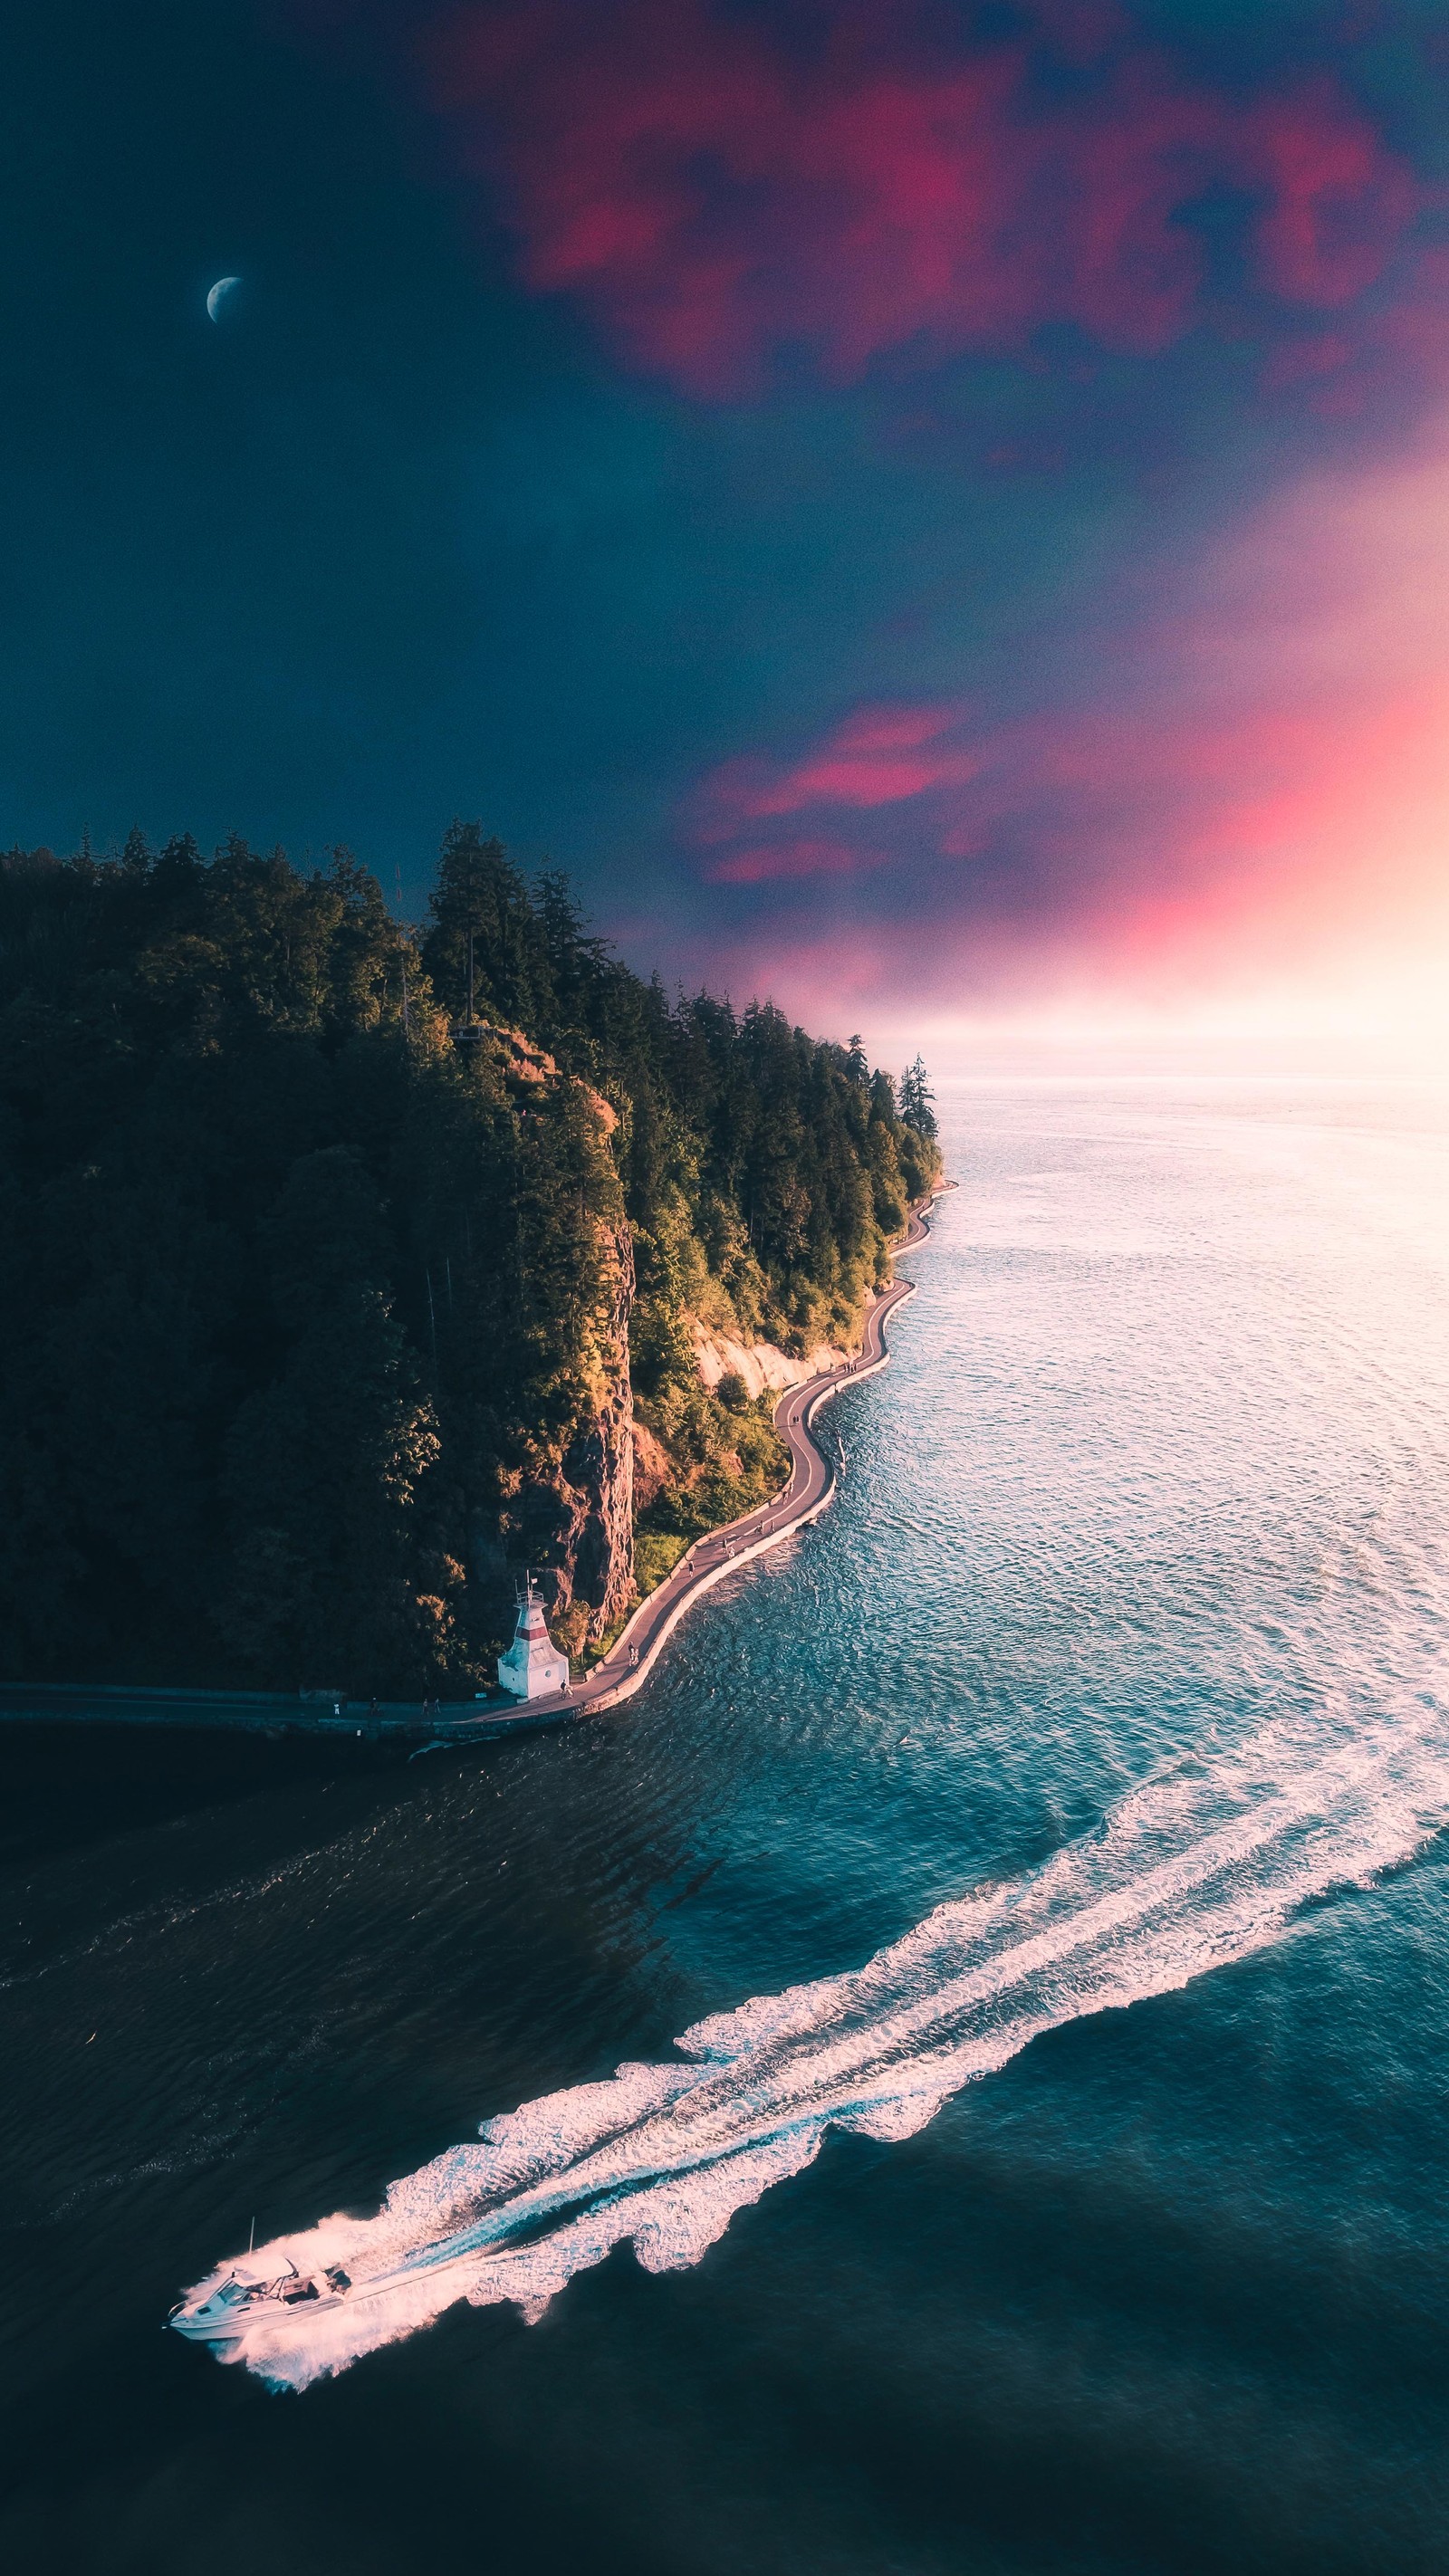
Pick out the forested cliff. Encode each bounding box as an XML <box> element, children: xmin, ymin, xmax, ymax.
<box><xmin>0</xmin><ymin>827</ymin><xmax>939</xmax><ymax>1695</ymax></box>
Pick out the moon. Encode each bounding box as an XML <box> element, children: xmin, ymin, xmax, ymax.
<box><xmin>206</xmin><ymin>275</ymin><xmax>241</xmax><ymax>323</ymax></box>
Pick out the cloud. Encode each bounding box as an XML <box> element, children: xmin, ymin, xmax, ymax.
<box><xmin>682</xmin><ymin>411</ymin><xmax>1449</xmax><ymax>1019</ymax></box>
<box><xmin>693</xmin><ymin>702</ymin><xmax>980</xmax><ymax>836</ymax></box>
<box><xmin>704</xmin><ymin>834</ymin><xmax>875</xmax><ymax>883</ymax></box>
<box><xmin>1262</xmin><ymin>244</ymin><xmax>1449</xmax><ymax>417</ymax></box>
<box><xmin>1243</xmin><ymin>75</ymin><xmax>1417</xmax><ymax>308</ymax></box>
<box><xmin>419</xmin><ymin>0</ymin><xmax>1421</xmax><ymax>395</ymax></box>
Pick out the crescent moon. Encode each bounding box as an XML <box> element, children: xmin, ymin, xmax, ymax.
<box><xmin>206</xmin><ymin>275</ymin><xmax>241</xmax><ymax>322</ymax></box>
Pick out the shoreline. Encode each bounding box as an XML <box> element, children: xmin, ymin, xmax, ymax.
<box><xmin>575</xmin><ymin>1178</ymin><xmax>949</xmax><ymax>1724</ymax></box>
<box><xmin>0</xmin><ymin>1182</ymin><xmax>950</xmax><ymax>1750</ymax></box>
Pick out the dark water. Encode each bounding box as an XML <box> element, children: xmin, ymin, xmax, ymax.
<box><xmin>5</xmin><ymin>1080</ymin><xmax>1449</xmax><ymax>2575</ymax></box>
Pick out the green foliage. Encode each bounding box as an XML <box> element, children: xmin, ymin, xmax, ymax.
<box><xmin>0</xmin><ymin>827</ymin><xmax>938</xmax><ymax>1692</ymax></box>
<box><xmin>899</xmin><ymin>1053</ymin><xmax>938</xmax><ymax>1142</ymax></box>
<box><xmin>219</xmin><ymin>1281</ymin><xmax>453</xmax><ymax>1688</ymax></box>
<box><xmin>633</xmin><ymin>1389</ymin><xmax>787</xmax><ymax>1597</ymax></box>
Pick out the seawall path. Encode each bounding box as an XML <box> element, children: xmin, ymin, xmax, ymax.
<box><xmin>523</xmin><ymin>1180</ymin><xmax>948</xmax><ymax>1731</ymax></box>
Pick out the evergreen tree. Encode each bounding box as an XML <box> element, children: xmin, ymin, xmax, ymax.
<box><xmin>899</xmin><ymin>1054</ymin><xmax>937</xmax><ymax>1140</ymax></box>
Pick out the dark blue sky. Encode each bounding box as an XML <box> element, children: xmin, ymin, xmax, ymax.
<box><xmin>4</xmin><ymin>3</ymin><xmax>1447</xmax><ymax>1044</ymax></box>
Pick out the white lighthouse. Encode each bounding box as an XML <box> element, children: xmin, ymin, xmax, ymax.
<box><xmin>496</xmin><ymin>1575</ymin><xmax>571</xmax><ymax>1700</ymax></box>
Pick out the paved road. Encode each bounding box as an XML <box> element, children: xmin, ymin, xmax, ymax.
<box><xmin>0</xmin><ymin>1186</ymin><xmax>947</xmax><ymax>1749</ymax></box>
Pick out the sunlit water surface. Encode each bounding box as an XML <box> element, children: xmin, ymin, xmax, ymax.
<box><xmin>5</xmin><ymin>1080</ymin><xmax>1449</xmax><ymax>2574</ymax></box>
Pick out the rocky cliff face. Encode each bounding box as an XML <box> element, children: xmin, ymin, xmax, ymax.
<box><xmin>510</xmin><ymin>1218</ymin><xmax>637</xmax><ymax>1650</ymax></box>
<box><xmin>689</xmin><ymin>1316</ymin><xmax>855</xmax><ymax>1398</ymax></box>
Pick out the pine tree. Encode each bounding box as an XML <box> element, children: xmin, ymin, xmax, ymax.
<box><xmin>899</xmin><ymin>1054</ymin><xmax>937</xmax><ymax>1139</ymax></box>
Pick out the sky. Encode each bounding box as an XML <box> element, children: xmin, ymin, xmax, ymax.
<box><xmin>4</xmin><ymin>0</ymin><xmax>1449</xmax><ymax>1068</ymax></box>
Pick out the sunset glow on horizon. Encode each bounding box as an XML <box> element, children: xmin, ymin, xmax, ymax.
<box><xmin>393</xmin><ymin>0</ymin><xmax>1449</xmax><ymax>1068</ymax></box>
<box><xmin>10</xmin><ymin>1</ymin><xmax>1449</xmax><ymax>1077</ymax></box>
<box><xmin>655</xmin><ymin>395</ymin><xmax>1449</xmax><ymax>1069</ymax></box>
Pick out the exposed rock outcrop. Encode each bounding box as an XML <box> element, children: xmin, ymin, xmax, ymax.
<box><xmin>689</xmin><ymin>1316</ymin><xmax>855</xmax><ymax>1400</ymax></box>
<box><xmin>629</xmin><ymin>1418</ymin><xmax>671</xmax><ymax>1516</ymax></box>
<box><xmin>513</xmin><ymin>1219</ymin><xmax>637</xmax><ymax>1647</ymax></box>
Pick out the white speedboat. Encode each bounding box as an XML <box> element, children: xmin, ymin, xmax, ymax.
<box><xmin>168</xmin><ymin>2254</ymin><xmax>353</xmax><ymax>2346</ymax></box>
<box><xmin>169</xmin><ymin>2157</ymin><xmax>656</xmax><ymax>2359</ymax></box>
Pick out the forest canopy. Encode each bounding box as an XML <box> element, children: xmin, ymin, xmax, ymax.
<box><xmin>0</xmin><ymin>826</ymin><xmax>939</xmax><ymax>1695</ymax></box>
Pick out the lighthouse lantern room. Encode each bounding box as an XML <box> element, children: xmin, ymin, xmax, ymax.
<box><xmin>497</xmin><ymin>1574</ymin><xmax>571</xmax><ymax>1700</ymax></box>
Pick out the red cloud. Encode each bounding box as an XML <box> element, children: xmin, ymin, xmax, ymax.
<box><xmin>421</xmin><ymin>0</ymin><xmax>1419</xmax><ymax>394</ymax></box>
<box><xmin>695</xmin><ymin>701</ymin><xmax>981</xmax><ymax>837</ymax></box>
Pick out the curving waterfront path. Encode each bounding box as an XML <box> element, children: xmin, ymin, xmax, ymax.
<box><xmin>457</xmin><ymin>1180</ymin><xmax>949</xmax><ymax>1736</ymax></box>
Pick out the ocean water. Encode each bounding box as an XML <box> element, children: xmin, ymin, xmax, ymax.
<box><xmin>5</xmin><ymin>1077</ymin><xmax>1449</xmax><ymax>2574</ymax></box>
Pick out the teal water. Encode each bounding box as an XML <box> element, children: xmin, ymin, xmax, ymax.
<box><xmin>5</xmin><ymin>1080</ymin><xmax>1449</xmax><ymax>2571</ymax></box>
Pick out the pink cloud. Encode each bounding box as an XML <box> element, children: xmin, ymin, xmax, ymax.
<box><xmin>1244</xmin><ymin>77</ymin><xmax>1417</xmax><ymax>307</ymax></box>
<box><xmin>417</xmin><ymin>1</ymin><xmax>1420</xmax><ymax>395</ymax></box>
<box><xmin>683</xmin><ymin>412</ymin><xmax>1449</xmax><ymax>1012</ymax></box>
<box><xmin>1262</xmin><ymin>245</ymin><xmax>1449</xmax><ymax>415</ymax></box>
<box><xmin>695</xmin><ymin>701</ymin><xmax>980</xmax><ymax>835</ymax></box>
<box><xmin>705</xmin><ymin>835</ymin><xmax>877</xmax><ymax>883</ymax></box>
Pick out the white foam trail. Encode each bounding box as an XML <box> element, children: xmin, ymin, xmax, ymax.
<box><xmin>187</xmin><ymin>1699</ymin><xmax>1448</xmax><ymax>2389</ymax></box>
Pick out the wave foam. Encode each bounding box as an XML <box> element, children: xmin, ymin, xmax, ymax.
<box><xmin>183</xmin><ymin>1699</ymin><xmax>1447</xmax><ymax>2389</ymax></box>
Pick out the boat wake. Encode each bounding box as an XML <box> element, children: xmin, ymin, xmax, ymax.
<box><xmin>183</xmin><ymin>1697</ymin><xmax>1448</xmax><ymax>2389</ymax></box>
